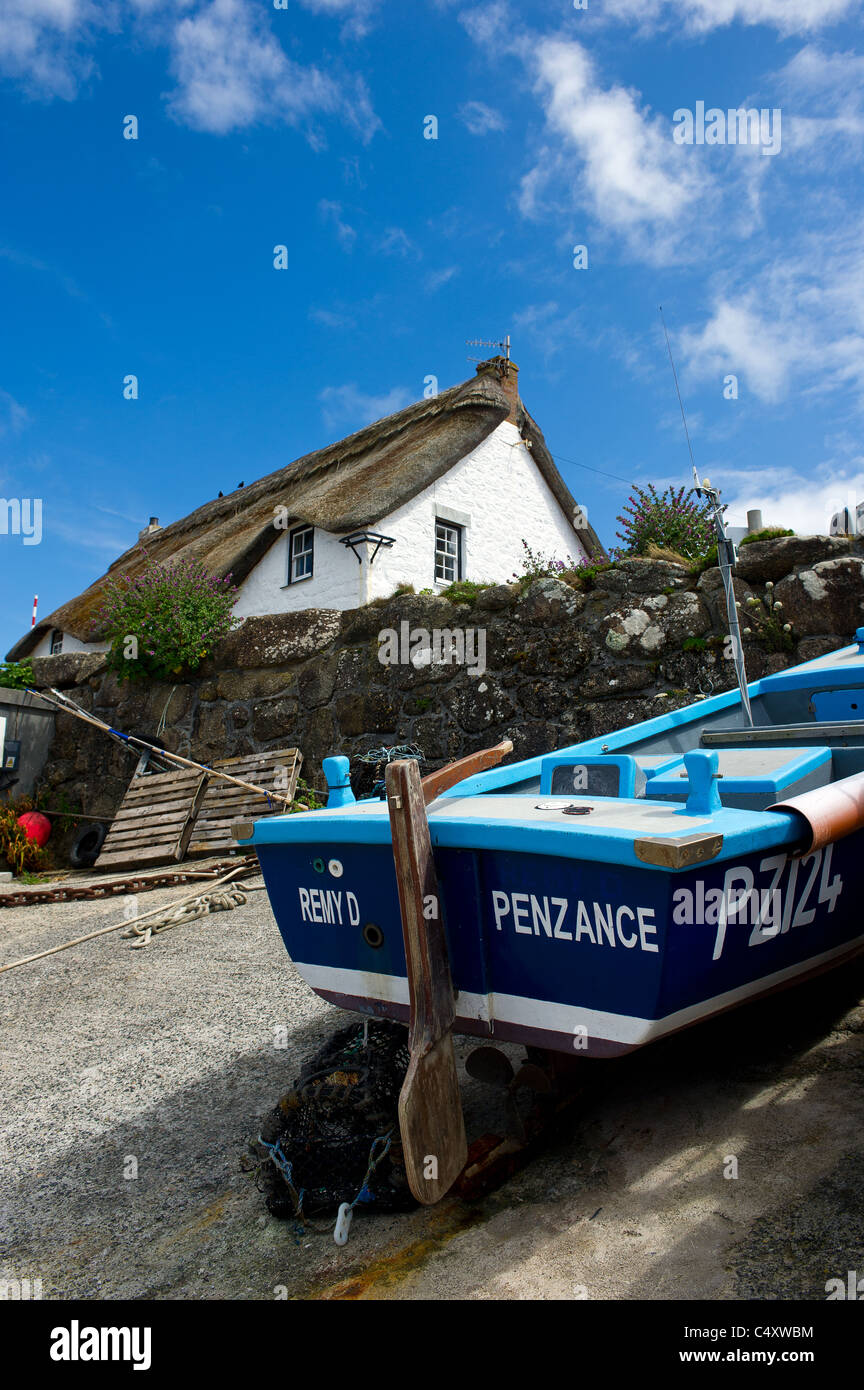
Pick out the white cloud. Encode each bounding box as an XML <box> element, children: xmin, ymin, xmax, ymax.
<box><xmin>602</xmin><ymin>0</ymin><xmax>857</xmax><ymax>38</ymax></box>
<box><xmin>318</xmin><ymin>199</ymin><xmax>357</xmax><ymax>250</ymax></box>
<box><xmin>424</xmin><ymin>266</ymin><xmax>459</xmax><ymax>291</ymax></box>
<box><xmin>520</xmin><ymin>39</ymin><xmax>712</xmax><ymax>260</ymax></box>
<box><xmin>0</xmin><ymin>0</ymin><xmax>101</xmax><ymax>98</ymax></box>
<box><xmin>680</xmin><ymin>300</ymin><xmax>798</xmax><ymax>403</ymax></box>
<box><xmin>679</xmin><ymin>223</ymin><xmax>864</xmax><ymax>407</ymax></box>
<box><xmin>720</xmin><ymin>461</ymin><xmax>864</xmax><ymax>537</ymax></box>
<box><xmin>377</xmin><ymin>227</ymin><xmax>419</xmax><ymax>258</ymax></box>
<box><xmin>0</xmin><ymin>389</ymin><xmax>29</xmax><ymax>436</ymax></box>
<box><xmin>309</xmin><ymin>306</ymin><xmax>357</xmax><ymax>329</ymax></box>
<box><xmin>168</xmin><ymin>0</ymin><xmax>378</xmax><ymax>138</ymax></box>
<box><xmin>458</xmin><ymin>100</ymin><xmax>506</xmax><ymax>135</ymax></box>
<box><xmin>319</xmin><ymin>383</ymin><xmax>414</xmax><ymax>432</ymax></box>
<box><xmin>513</xmin><ymin>301</ymin><xmax>582</xmax><ymax>357</ymax></box>
<box><xmin>0</xmin><ymin>0</ymin><xmax>379</xmax><ymax>141</ymax></box>
<box><xmin>294</xmin><ymin>0</ymin><xmax>381</xmax><ymax>40</ymax></box>
<box><xmin>778</xmin><ymin>46</ymin><xmax>864</xmax><ymax>160</ymax></box>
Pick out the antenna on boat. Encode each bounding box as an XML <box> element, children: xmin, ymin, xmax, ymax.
<box><xmin>659</xmin><ymin>306</ymin><xmax>754</xmax><ymax>728</ymax></box>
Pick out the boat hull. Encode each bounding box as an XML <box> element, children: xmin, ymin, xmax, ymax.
<box><xmin>257</xmin><ymin>829</ymin><xmax>863</xmax><ymax>1058</ymax></box>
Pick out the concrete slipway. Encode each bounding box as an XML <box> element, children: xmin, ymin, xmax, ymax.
<box><xmin>1</xmin><ymin>875</ymin><xmax>863</xmax><ymax>1302</ymax></box>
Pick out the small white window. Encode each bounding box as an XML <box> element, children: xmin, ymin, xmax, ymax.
<box><xmin>435</xmin><ymin>521</ymin><xmax>462</xmax><ymax>583</ymax></box>
<box><xmin>289</xmin><ymin>526</ymin><xmax>314</xmax><ymax>583</ymax></box>
<box><xmin>50</xmin><ymin>629</ymin><xmax>63</xmax><ymax>655</ymax></box>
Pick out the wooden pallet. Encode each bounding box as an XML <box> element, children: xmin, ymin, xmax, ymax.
<box><xmin>0</xmin><ymin>857</ymin><xmax>256</xmax><ymax>909</ymax></box>
<box><xmin>186</xmin><ymin>749</ymin><xmax>302</xmax><ymax>858</ymax></box>
<box><xmin>94</xmin><ymin>767</ymin><xmax>209</xmax><ymax>871</ymax></box>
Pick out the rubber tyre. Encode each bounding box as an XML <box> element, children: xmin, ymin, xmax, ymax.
<box><xmin>69</xmin><ymin>822</ymin><xmax>108</xmax><ymax>869</ymax></box>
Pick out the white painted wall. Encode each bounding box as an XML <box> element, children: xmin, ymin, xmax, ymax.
<box><xmin>233</xmin><ymin>420</ymin><xmax>589</xmax><ymax>617</ymax></box>
<box><xmin>367</xmin><ymin>419</ymin><xmax>588</xmax><ymax>600</ymax></box>
<box><xmin>233</xmin><ymin>524</ymin><xmax>365</xmax><ymax>618</ymax></box>
<box><xmin>30</xmin><ymin>630</ymin><xmax>108</xmax><ymax>658</ymax></box>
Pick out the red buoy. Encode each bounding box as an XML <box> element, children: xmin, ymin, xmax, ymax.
<box><xmin>17</xmin><ymin>811</ymin><xmax>52</xmax><ymax>848</ymax></box>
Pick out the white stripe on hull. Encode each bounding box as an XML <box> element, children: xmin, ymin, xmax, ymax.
<box><xmin>295</xmin><ymin>932</ymin><xmax>864</xmax><ymax>1049</ymax></box>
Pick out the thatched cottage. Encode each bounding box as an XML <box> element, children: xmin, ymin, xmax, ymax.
<box><xmin>8</xmin><ymin>356</ymin><xmax>604</xmax><ymax>662</ymax></box>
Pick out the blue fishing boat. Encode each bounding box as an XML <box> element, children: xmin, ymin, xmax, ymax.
<box><xmin>241</xmin><ymin>633</ymin><xmax>864</xmax><ymax>1062</ymax></box>
<box><xmin>236</xmin><ymin>465</ymin><xmax>864</xmax><ymax>1201</ymax></box>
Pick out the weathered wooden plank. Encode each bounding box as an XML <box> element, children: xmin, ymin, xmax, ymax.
<box><xmin>109</xmin><ymin>805</ymin><xmax>192</xmax><ymax>829</ymax></box>
<box><xmin>386</xmin><ymin>759</ymin><xmax>466</xmax><ymax>1205</ymax></box>
<box><xmin>96</xmin><ymin>770</ymin><xmax>208</xmax><ymax>870</ymax></box>
<box><xmin>207</xmin><ymin>750</ymin><xmax>299</xmax><ymax>771</ymax></box>
<box><xmin>195</xmin><ymin>789</ymin><xmax>290</xmax><ymax>809</ymax></box>
<box><xmin>116</xmin><ymin>789</ymin><xmax>204</xmax><ymax>812</ymax></box>
<box><xmin>124</xmin><ymin>769</ymin><xmax>205</xmax><ymax>792</ymax></box>
<box><xmin>97</xmin><ymin>825</ymin><xmax>188</xmax><ymax>848</ymax></box>
<box><xmin>95</xmin><ymin>839</ymin><xmax>187</xmax><ymax>861</ymax></box>
<box><xmin>186</xmin><ymin>748</ymin><xmax>301</xmax><ymax>857</ymax></box>
<box><xmin>120</xmin><ymin>780</ymin><xmax>202</xmax><ymax>799</ymax></box>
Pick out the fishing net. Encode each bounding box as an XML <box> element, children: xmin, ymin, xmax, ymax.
<box><xmin>254</xmin><ymin>1019</ymin><xmax>416</xmax><ymax>1219</ymax></box>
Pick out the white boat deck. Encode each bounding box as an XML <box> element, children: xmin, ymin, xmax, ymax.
<box><xmin>429</xmin><ymin>794</ymin><xmax>712</xmax><ymax>832</ymax></box>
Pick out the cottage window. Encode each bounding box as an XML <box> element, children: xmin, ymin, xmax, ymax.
<box><xmin>435</xmin><ymin>521</ymin><xmax>462</xmax><ymax>583</ymax></box>
<box><xmin>49</xmin><ymin>629</ymin><xmax>63</xmax><ymax>655</ymax></box>
<box><xmin>288</xmin><ymin>526</ymin><xmax>314</xmax><ymax>583</ymax></box>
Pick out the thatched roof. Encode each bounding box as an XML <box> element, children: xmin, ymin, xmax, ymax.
<box><xmin>8</xmin><ymin>363</ymin><xmax>605</xmax><ymax>660</ymax></box>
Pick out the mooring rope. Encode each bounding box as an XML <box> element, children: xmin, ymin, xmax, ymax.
<box><xmin>0</xmin><ymin>863</ymin><xmax>260</xmax><ymax>974</ymax></box>
<box><xmin>120</xmin><ymin>884</ymin><xmax>248</xmax><ymax>949</ymax></box>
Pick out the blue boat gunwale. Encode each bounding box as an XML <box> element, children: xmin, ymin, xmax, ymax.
<box><xmin>243</xmin><ymin>637</ymin><xmax>864</xmax><ymax>870</ymax></box>
<box><xmin>250</xmin><ymin>794</ymin><xmax>804</xmax><ymax>870</ymax></box>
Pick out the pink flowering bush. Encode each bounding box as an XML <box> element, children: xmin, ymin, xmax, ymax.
<box><xmin>614</xmin><ymin>484</ymin><xmax>715</xmax><ymax>563</ymax></box>
<box><xmin>91</xmin><ymin>548</ymin><xmax>240</xmax><ymax>683</ymax></box>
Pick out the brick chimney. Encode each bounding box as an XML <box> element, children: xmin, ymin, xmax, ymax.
<box><xmin>475</xmin><ymin>355</ymin><xmax>519</xmax><ymax>424</ymax></box>
<box><xmin>138</xmin><ymin>516</ymin><xmax>161</xmax><ymax>540</ymax></box>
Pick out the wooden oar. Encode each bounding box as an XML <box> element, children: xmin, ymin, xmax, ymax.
<box><xmin>386</xmin><ymin>739</ymin><xmax>512</xmax><ymax>1204</ymax></box>
<box><xmin>420</xmin><ymin>738</ymin><xmax>513</xmax><ymax>804</ymax></box>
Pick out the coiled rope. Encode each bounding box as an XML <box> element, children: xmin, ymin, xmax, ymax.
<box><xmin>121</xmin><ymin>884</ymin><xmax>248</xmax><ymax>949</ymax></box>
<box><xmin>0</xmin><ymin>862</ymin><xmax>259</xmax><ymax>973</ymax></box>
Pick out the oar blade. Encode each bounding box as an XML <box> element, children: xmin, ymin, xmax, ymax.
<box><xmin>399</xmin><ymin>1034</ymin><xmax>467</xmax><ymax>1204</ymax></box>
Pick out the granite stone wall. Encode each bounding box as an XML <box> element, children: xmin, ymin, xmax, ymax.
<box><xmin>28</xmin><ymin>534</ymin><xmax>864</xmax><ymax>825</ymax></box>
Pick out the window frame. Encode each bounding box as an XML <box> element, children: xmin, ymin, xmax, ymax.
<box><xmin>287</xmin><ymin>525</ymin><xmax>314</xmax><ymax>584</ymax></box>
<box><xmin>49</xmin><ymin>629</ymin><xmax>63</xmax><ymax>655</ymax></box>
<box><xmin>434</xmin><ymin>519</ymin><xmax>463</xmax><ymax>584</ymax></box>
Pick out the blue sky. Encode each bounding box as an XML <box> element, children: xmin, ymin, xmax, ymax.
<box><xmin>1</xmin><ymin>0</ymin><xmax>863</xmax><ymax>655</ymax></box>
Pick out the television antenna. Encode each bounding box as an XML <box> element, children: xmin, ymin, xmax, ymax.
<box><xmin>466</xmin><ymin>334</ymin><xmax>511</xmax><ymax>368</ymax></box>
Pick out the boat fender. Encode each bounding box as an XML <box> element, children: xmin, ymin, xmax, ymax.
<box><xmin>333</xmin><ymin>1202</ymin><xmax>353</xmax><ymax>1246</ymax></box>
<box><xmin>769</xmin><ymin>769</ymin><xmax>864</xmax><ymax>854</ymax></box>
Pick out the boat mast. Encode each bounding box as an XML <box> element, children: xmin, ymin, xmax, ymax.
<box><xmin>692</xmin><ymin>471</ymin><xmax>753</xmax><ymax>727</ymax></box>
<box><xmin>659</xmin><ymin>307</ymin><xmax>754</xmax><ymax>728</ymax></box>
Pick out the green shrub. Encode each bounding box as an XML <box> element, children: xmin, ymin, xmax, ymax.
<box><xmin>512</xmin><ymin>540</ymin><xmax>584</xmax><ymax>589</ymax></box>
<box><xmin>0</xmin><ymin>660</ymin><xmax>34</xmax><ymax>690</ymax></box>
<box><xmin>572</xmin><ymin>561</ymin><xmax>617</xmax><ymax>591</ymax></box>
<box><xmin>91</xmin><ymin>549</ymin><xmax>240</xmax><ymax>684</ymax></box>
<box><xmin>739</xmin><ymin>527</ymin><xmax>794</xmax><ymax>546</ymax></box>
<box><xmin>289</xmin><ymin>778</ymin><xmax>326</xmax><ymax>812</ymax></box>
<box><xmin>439</xmin><ymin>579</ymin><xmax>494</xmax><ymax>604</ymax></box>
<box><xmin>741</xmin><ymin>588</ymin><xmax>795</xmax><ymax>652</ymax></box>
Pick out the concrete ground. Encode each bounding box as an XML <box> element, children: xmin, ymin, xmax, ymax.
<box><xmin>1</xmin><ymin>873</ymin><xmax>863</xmax><ymax>1301</ymax></box>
